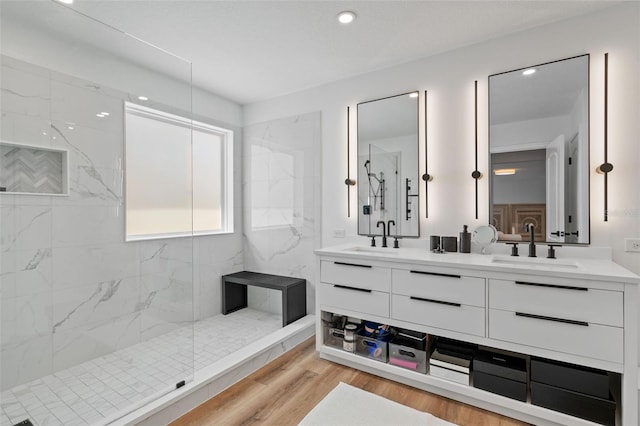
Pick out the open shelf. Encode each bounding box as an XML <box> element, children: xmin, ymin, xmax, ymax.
<box><xmin>318</xmin><ymin>309</ymin><xmax>620</xmax><ymax>426</ymax></box>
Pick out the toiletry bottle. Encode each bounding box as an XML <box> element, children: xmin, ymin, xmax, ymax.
<box><xmin>460</xmin><ymin>225</ymin><xmax>471</xmax><ymax>253</ymax></box>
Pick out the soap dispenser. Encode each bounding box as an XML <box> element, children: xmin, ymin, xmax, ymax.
<box><xmin>460</xmin><ymin>225</ymin><xmax>471</xmax><ymax>253</ymax></box>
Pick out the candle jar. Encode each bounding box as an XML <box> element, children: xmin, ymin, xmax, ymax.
<box><xmin>343</xmin><ymin>324</ymin><xmax>357</xmax><ymax>352</ymax></box>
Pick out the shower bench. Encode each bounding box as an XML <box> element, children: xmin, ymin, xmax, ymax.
<box><xmin>222</xmin><ymin>271</ymin><xmax>307</xmax><ymax>327</ymax></box>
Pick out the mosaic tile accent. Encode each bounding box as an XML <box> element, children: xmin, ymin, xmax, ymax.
<box><xmin>0</xmin><ymin>144</ymin><xmax>65</xmax><ymax>194</ymax></box>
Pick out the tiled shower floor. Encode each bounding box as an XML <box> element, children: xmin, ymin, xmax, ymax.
<box><xmin>1</xmin><ymin>309</ymin><xmax>281</xmax><ymax>426</ymax></box>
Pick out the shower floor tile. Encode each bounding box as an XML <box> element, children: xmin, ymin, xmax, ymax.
<box><xmin>1</xmin><ymin>309</ymin><xmax>281</xmax><ymax>426</ymax></box>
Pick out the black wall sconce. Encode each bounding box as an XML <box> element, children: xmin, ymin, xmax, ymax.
<box><xmin>345</xmin><ymin>106</ymin><xmax>356</xmax><ymax>217</ymax></box>
<box><xmin>421</xmin><ymin>90</ymin><xmax>433</xmax><ymax>218</ymax></box>
<box><xmin>471</xmin><ymin>80</ymin><xmax>482</xmax><ymax>219</ymax></box>
<box><xmin>596</xmin><ymin>53</ymin><xmax>613</xmax><ymax>222</ymax></box>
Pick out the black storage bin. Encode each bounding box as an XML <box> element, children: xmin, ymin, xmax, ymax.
<box><xmin>473</xmin><ymin>350</ymin><xmax>527</xmax><ymax>402</ymax></box>
<box><xmin>531</xmin><ymin>357</ymin><xmax>610</xmax><ymax>399</ymax></box>
<box><xmin>531</xmin><ymin>381</ymin><xmax>616</xmax><ymax>426</ymax></box>
<box><xmin>474</xmin><ymin>351</ymin><xmax>527</xmax><ymax>382</ymax></box>
<box><xmin>474</xmin><ymin>371</ymin><xmax>527</xmax><ymax>402</ymax></box>
<box><xmin>395</xmin><ymin>328</ymin><xmax>428</xmax><ymax>351</ymax></box>
<box><xmin>435</xmin><ymin>337</ymin><xmax>477</xmax><ymax>358</ymax></box>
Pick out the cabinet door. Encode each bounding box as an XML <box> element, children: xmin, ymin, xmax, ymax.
<box><xmin>319</xmin><ymin>282</ymin><xmax>390</xmax><ymax>317</ymax></box>
<box><xmin>393</xmin><ymin>269</ymin><xmax>485</xmax><ymax>307</ymax></box>
<box><xmin>321</xmin><ymin>260</ymin><xmax>391</xmax><ymax>292</ymax></box>
<box><xmin>391</xmin><ymin>294</ymin><xmax>485</xmax><ymax>337</ymax></box>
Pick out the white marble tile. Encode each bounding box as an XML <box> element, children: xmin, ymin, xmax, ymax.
<box><xmin>62</xmin><ymin>163</ymin><xmax>123</xmax><ymax>206</ymax></box>
<box><xmin>50</xmin><ymin>79</ymin><xmax>124</xmax><ymax>138</ymax></box>
<box><xmin>51</xmin><ymin>205</ymin><xmax>123</xmax><ymax>247</ymax></box>
<box><xmin>9</xmin><ymin>248</ymin><xmax>53</xmax><ymax>298</ymax></box>
<box><xmin>52</xmin><ymin>277</ymin><xmax>140</xmax><ymax>334</ymax></box>
<box><xmin>0</xmin><ymin>112</ymin><xmax>51</xmax><ymax>146</ymax></box>
<box><xmin>0</xmin><ymin>206</ymin><xmax>16</xmax><ymax>251</ymax></box>
<box><xmin>52</xmin><ymin>313</ymin><xmax>141</xmax><ymax>372</ymax></box>
<box><xmin>1</xmin><ymin>206</ymin><xmax>51</xmax><ymax>252</ymax></box>
<box><xmin>0</xmin><ymin>61</ymin><xmax>50</xmax><ymax>119</ymax></box>
<box><xmin>195</xmin><ymin>264</ymin><xmax>222</xmax><ymax>319</ymax></box>
<box><xmin>52</xmin><ymin>243</ymin><xmax>139</xmax><ymax>289</ymax></box>
<box><xmin>0</xmin><ymin>335</ymin><xmax>53</xmax><ymax>391</ymax></box>
<box><xmin>1</xmin><ymin>291</ymin><xmax>52</xmax><ymax>346</ymax></box>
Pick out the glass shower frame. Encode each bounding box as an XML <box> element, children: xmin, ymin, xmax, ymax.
<box><xmin>0</xmin><ymin>2</ymin><xmax>195</xmax><ymax>424</ymax></box>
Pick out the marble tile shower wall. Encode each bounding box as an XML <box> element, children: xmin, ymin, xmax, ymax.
<box><xmin>242</xmin><ymin>112</ymin><xmax>321</xmax><ymax>315</ymax></box>
<box><xmin>0</xmin><ymin>55</ymin><xmax>244</xmax><ymax>391</ymax></box>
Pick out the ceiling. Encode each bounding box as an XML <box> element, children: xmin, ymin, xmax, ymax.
<box><xmin>3</xmin><ymin>1</ymin><xmax>617</xmax><ymax>105</ymax></box>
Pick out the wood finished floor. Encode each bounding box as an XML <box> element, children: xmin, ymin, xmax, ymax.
<box><xmin>171</xmin><ymin>337</ymin><xmax>529</xmax><ymax>426</ymax></box>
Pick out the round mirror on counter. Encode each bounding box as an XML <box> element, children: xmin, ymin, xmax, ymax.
<box><xmin>473</xmin><ymin>224</ymin><xmax>497</xmax><ymax>254</ymax></box>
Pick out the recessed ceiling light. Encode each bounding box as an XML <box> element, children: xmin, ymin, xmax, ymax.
<box><xmin>67</xmin><ymin>126</ymin><xmax>74</xmax><ymax>130</ymax></box>
<box><xmin>57</xmin><ymin>0</ymin><xmax>74</xmax><ymax>4</ymax></box>
<box><xmin>337</xmin><ymin>11</ymin><xmax>356</xmax><ymax>24</ymax></box>
<box><xmin>522</xmin><ymin>69</ymin><xmax>536</xmax><ymax>76</ymax></box>
<box><xmin>138</xmin><ymin>95</ymin><xmax>148</xmax><ymax>101</ymax></box>
<box><xmin>42</xmin><ymin>132</ymin><xmax>47</xmax><ymax>136</ymax></box>
<box><xmin>96</xmin><ymin>114</ymin><xmax>105</xmax><ymax>118</ymax></box>
<box><xmin>409</xmin><ymin>92</ymin><xmax>419</xmax><ymax>98</ymax></box>
<box><xmin>101</xmin><ymin>112</ymin><xmax>110</xmax><ymax>116</ymax></box>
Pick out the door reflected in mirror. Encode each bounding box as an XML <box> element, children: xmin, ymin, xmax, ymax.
<box><xmin>489</xmin><ymin>55</ymin><xmax>590</xmax><ymax>245</ymax></box>
<box><xmin>357</xmin><ymin>92</ymin><xmax>419</xmax><ymax>238</ymax></box>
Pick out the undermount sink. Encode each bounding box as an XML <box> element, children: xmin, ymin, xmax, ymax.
<box><xmin>491</xmin><ymin>255</ymin><xmax>581</xmax><ymax>270</ymax></box>
<box><xmin>342</xmin><ymin>246</ymin><xmax>399</xmax><ymax>255</ymax></box>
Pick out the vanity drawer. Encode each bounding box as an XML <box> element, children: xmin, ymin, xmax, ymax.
<box><xmin>489</xmin><ymin>279</ymin><xmax>623</xmax><ymax>327</ymax></box>
<box><xmin>321</xmin><ymin>260</ymin><xmax>391</xmax><ymax>292</ymax></box>
<box><xmin>393</xmin><ymin>269</ymin><xmax>485</xmax><ymax>307</ymax></box>
<box><xmin>391</xmin><ymin>294</ymin><xmax>485</xmax><ymax>337</ymax></box>
<box><xmin>319</xmin><ymin>282</ymin><xmax>389</xmax><ymax>317</ymax></box>
<box><xmin>489</xmin><ymin>309</ymin><xmax>623</xmax><ymax>363</ymax></box>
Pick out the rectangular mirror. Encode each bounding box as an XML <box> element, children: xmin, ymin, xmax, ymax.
<box><xmin>357</xmin><ymin>92</ymin><xmax>420</xmax><ymax>238</ymax></box>
<box><xmin>489</xmin><ymin>54</ymin><xmax>589</xmax><ymax>244</ymax></box>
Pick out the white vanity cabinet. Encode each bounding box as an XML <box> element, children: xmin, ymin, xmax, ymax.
<box><xmin>315</xmin><ymin>247</ymin><xmax>639</xmax><ymax>426</ymax></box>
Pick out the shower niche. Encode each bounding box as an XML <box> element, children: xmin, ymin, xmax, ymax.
<box><xmin>0</xmin><ymin>141</ymin><xmax>69</xmax><ymax>195</ymax></box>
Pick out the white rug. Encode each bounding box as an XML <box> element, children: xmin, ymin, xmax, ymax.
<box><xmin>299</xmin><ymin>382</ymin><xmax>457</xmax><ymax>426</ymax></box>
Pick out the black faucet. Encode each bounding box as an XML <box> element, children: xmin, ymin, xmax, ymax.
<box><xmin>377</xmin><ymin>220</ymin><xmax>388</xmax><ymax>248</ymax></box>
<box><xmin>387</xmin><ymin>220</ymin><xmax>396</xmax><ymax>238</ymax></box>
<box><xmin>526</xmin><ymin>223</ymin><xmax>536</xmax><ymax>257</ymax></box>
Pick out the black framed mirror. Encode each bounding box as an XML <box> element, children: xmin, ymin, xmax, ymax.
<box><xmin>489</xmin><ymin>54</ymin><xmax>590</xmax><ymax>244</ymax></box>
<box><xmin>357</xmin><ymin>92</ymin><xmax>420</xmax><ymax>238</ymax></box>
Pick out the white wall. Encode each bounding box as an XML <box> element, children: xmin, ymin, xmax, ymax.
<box><xmin>245</xmin><ymin>2</ymin><xmax>639</xmax><ymax>266</ymax></box>
<box><xmin>244</xmin><ymin>3</ymin><xmax>640</xmax><ymax>362</ymax></box>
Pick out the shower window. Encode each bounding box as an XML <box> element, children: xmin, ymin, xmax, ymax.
<box><xmin>125</xmin><ymin>102</ymin><xmax>234</xmax><ymax>241</ymax></box>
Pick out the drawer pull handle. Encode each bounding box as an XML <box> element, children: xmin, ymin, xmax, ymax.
<box><xmin>515</xmin><ymin>281</ymin><xmax>588</xmax><ymax>292</ymax></box>
<box><xmin>410</xmin><ymin>296</ymin><xmax>461</xmax><ymax>307</ymax></box>
<box><xmin>331</xmin><ymin>330</ymin><xmax>345</xmax><ymax>338</ymax></box>
<box><xmin>515</xmin><ymin>312</ymin><xmax>589</xmax><ymax>327</ymax></box>
<box><xmin>334</xmin><ymin>261</ymin><xmax>372</xmax><ymax>268</ymax></box>
<box><xmin>410</xmin><ymin>270</ymin><xmax>461</xmax><ymax>279</ymax></box>
<box><xmin>399</xmin><ymin>349</ymin><xmax>416</xmax><ymax>357</ymax></box>
<box><xmin>334</xmin><ymin>284</ymin><xmax>372</xmax><ymax>293</ymax></box>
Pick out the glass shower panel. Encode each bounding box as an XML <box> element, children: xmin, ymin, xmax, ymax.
<box><xmin>0</xmin><ymin>2</ymin><xmax>194</xmax><ymax>425</ymax></box>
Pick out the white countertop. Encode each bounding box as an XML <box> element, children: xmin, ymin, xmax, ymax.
<box><xmin>315</xmin><ymin>244</ymin><xmax>640</xmax><ymax>284</ymax></box>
